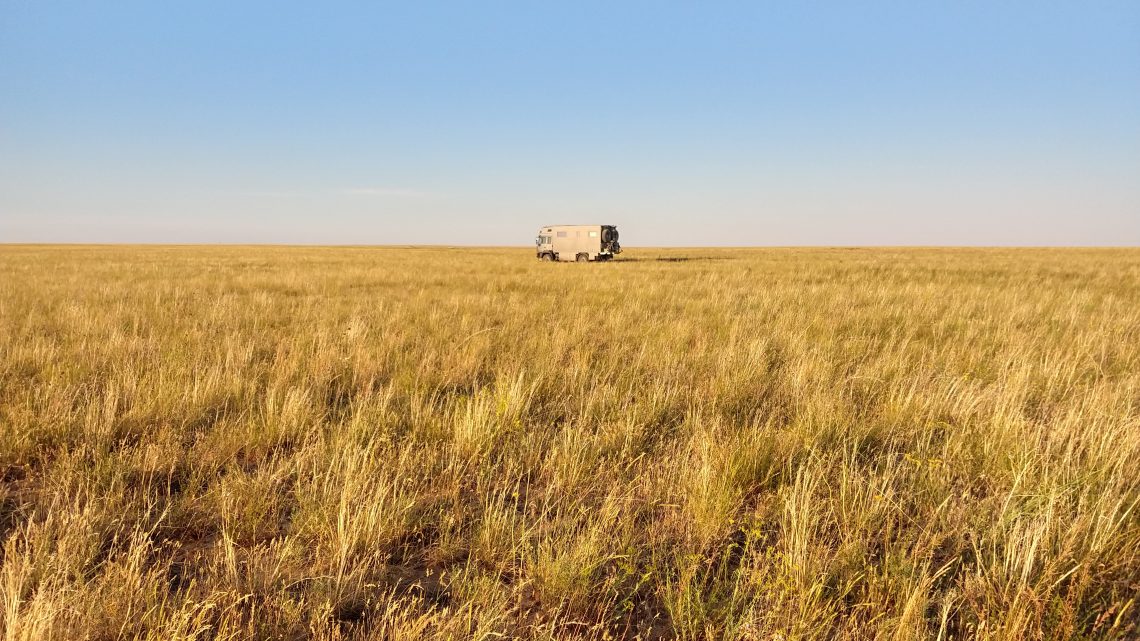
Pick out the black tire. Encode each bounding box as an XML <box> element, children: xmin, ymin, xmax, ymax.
<box><xmin>576</xmin><ymin>253</ymin><xmax>589</xmax><ymax>263</ymax></box>
<box><xmin>540</xmin><ymin>253</ymin><xmax>553</xmax><ymax>261</ymax></box>
<box><xmin>602</xmin><ymin>228</ymin><xmax>619</xmax><ymax>243</ymax></box>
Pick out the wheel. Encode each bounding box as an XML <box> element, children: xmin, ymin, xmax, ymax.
<box><xmin>540</xmin><ymin>253</ymin><xmax>553</xmax><ymax>261</ymax></box>
<box><xmin>576</xmin><ymin>253</ymin><xmax>589</xmax><ymax>263</ymax></box>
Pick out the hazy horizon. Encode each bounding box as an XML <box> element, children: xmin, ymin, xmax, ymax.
<box><xmin>3</xmin><ymin>2</ymin><xmax>1138</xmax><ymax>246</ymax></box>
<box><xmin>5</xmin><ymin>242</ymin><xmax>1140</xmax><ymax>249</ymax></box>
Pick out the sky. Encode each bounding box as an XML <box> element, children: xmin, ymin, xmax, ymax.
<box><xmin>1</xmin><ymin>1</ymin><xmax>1138</xmax><ymax>246</ymax></box>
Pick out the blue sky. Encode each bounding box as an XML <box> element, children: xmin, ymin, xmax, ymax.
<box><xmin>1</xmin><ymin>1</ymin><xmax>1137</xmax><ymax>245</ymax></box>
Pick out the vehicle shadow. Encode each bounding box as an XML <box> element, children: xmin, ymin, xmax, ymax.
<box><xmin>618</xmin><ymin>256</ymin><xmax>734</xmax><ymax>263</ymax></box>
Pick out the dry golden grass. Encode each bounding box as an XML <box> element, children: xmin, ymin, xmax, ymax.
<box><xmin>1</xmin><ymin>245</ymin><xmax>1139</xmax><ymax>640</ymax></box>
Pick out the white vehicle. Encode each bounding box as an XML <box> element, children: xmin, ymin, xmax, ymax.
<box><xmin>535</xmin><ymin>225</ymin><xmax>621</xmax><ymax>262</ymax></box>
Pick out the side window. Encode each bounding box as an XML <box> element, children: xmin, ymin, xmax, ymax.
<box><xmin>588</xmin><ymin>231</ymin><xmax>598</xmax><ymax>238</ymax></box>
<box><xmin>557</xmin><ymin>231</ymin><xmax>567</xmax><ymax>238</ymax></box>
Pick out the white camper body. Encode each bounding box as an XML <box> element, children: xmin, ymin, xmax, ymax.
<box><xmin>535</xmin><ymin>225</ymin><xmax>621</xmax><ymax>262</ymax></box>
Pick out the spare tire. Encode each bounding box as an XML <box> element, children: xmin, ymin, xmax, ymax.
<box><xmin>602</xmin><ymin>227</ymin><xmax>619</xmax><ymax>243</ymax></box>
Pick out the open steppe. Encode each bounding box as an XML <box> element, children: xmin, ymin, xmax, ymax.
<box><xmin>1</xmin><ymin>246</ymin><xmax>1139</xmax><ymax>640</ymax></box>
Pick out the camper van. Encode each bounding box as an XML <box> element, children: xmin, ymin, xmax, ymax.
<box><xmin>535</xmin><ymin>225</ymin><xmax>621</xmax><ymax>262</ymax></box>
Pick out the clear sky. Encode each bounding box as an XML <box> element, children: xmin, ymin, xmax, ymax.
<box><xmin>1</xmin><ymin>2</ymin><xmax>1138</xmax><ymax>246</ymax></box>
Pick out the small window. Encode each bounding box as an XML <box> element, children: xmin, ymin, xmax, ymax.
<box><xmin>588</xmin><ymin>231</ymin><xmax>598</xmax><ymax>238</ymax></box>
<box><xmin>557</xmin><ymin>231</ymin><xmax>567</xmax><ymax>238</ymax></box>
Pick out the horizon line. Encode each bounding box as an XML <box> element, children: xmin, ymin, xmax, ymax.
<box><xmin>3</xmin><ymin>243</ymin><xmax>1139</xmax><ymax>250</ymax></box>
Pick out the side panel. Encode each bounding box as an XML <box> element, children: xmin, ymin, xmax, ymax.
<box><xmin>549</xmin><ymin>226</ymin><xmax>603</xmax><ymax>260</ymax></box>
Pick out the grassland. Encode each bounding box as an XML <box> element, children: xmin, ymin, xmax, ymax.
<box><xmin>1</xmin><ymin>245</ymin><xmax>1139</xmax><ymax>640</ymax></box>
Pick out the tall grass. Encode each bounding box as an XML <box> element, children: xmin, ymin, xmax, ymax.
<box><xmin>1</xmin><ymin>245</ymin><xmax>1138</xmax><ymax>640</ymax></box>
